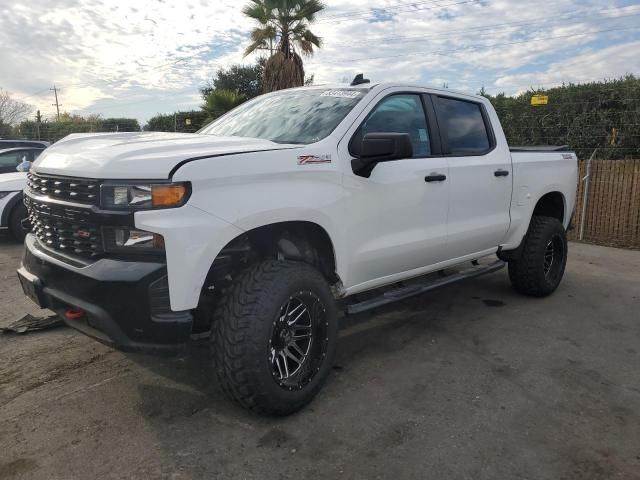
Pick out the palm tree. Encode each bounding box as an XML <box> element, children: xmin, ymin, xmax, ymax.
<box><xmin>243</xmin><ymin>0</ymin><xmax>324</xmax><ymax>92</ymax></box>
<box><xmin>202</xmin><ymin>89</ymin><xmax>246</xmax><ymax>121</ymax></box>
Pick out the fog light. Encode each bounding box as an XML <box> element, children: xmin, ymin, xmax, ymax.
<box><xmin>104</xmin><ymin>227</ymin><xmax>165</xmax><ymax>253</ymax></box>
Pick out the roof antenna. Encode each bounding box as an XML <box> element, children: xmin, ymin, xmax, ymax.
<box><xmin>350</xmin><ymin>73</ymin><xmax>370</xmax><ymax>86</ymax></box>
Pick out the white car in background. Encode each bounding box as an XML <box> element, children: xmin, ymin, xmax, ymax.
<box><xmin>0</xmin><ymin>146</ymin><xmax>45</xmax><ymax>174</ymax></box>
<box><xmin>0</xmin><ymin>171</ymin><xmax>29</xmax><ymax>241</ymax></box>
<box><xmin>0</xmin><ymin>146</ymin><xmax>42</xmax><ymax>240</ymax></box>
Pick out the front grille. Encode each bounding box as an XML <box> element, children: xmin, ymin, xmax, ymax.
<box><xmin>25</xmin><ymin>196</ymin><xmax>105</xmax><ymax>259</ymax></box>
<box><xmin>27</xmin><ymin>172</ymin><xmax>100</xmax><ymax>205</ymax></box>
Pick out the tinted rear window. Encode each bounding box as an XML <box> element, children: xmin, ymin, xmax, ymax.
<box><xmin>437</xmin><ymin>97</ymin><xmax>491</xmax><ymax>155</ymax></box>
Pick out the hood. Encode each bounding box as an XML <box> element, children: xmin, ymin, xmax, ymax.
<box><xmin>0</xmin><ymin>172</ymin><xmax>27</xmax><ymax>191</ymax></box>
<box><xmin>33</xmin><ymin>132</ymin><xmax>296</xmax><ymax>179</ymax></box>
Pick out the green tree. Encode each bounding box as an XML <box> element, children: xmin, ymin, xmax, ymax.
<box><xmin>243</xmin><ymin>0</ymin><xmax>324</xmax><ymax>93</ymax></box>
<box><xmin>144</xmin><ymin>113</ymin><xmax>175</xmax><ymax>132</ymax></box>
<box><xmin>97</xmin><ymin>117</ymin><xmax>140</xmax><ymax>132</ymax></box>
<box><xmin>15</xmin><ymin>113</ymin><xmax>140</xmax><ymax>143</ymax></box>
<box><xmin>202</xmin><ymin>90</ymin><xmax>246</xmax><ymax>121</ymax></box>
<box><xmin>144</xmin><ymin>111</ymin><xmax>209</xmax><ymax>132</ymax></box>
<box><xmin>200</xmin><ymin>60</ymin><xmax>265</xmax><ymax>100</ymax></box>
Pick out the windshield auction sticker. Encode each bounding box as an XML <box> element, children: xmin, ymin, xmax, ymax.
<box><xmin>320</xmin><ymin>90</ymin><xmax>362</xmax><ymax>98</ymax></box>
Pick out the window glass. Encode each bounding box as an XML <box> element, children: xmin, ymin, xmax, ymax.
<box><xmin>352</xmin><ymin>94</ymin><xmax>431</xmax><ymax>157</ymax></box>
<box><xmin>438</xmin><ymin>97</ymin><xmax>490</xmax><ymax>154</ymax></box>
<box><xmin>0</xmin><ymin>152</ymin><xmax>21</xmax><ymax>168</ymax></box>
<box><xmin>199</xmin><ymin>89</ymin><xmax>365</xmax><ymax>144</ymax></box>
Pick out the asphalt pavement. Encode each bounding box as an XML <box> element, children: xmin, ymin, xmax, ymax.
<box><xmin>1</xmin><ymin>235</ymin><xmax>639</xmax><ymax>480</ymax></box>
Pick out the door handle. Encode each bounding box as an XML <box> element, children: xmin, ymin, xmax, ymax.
<box><xmin>494</xmin><ymin>169</ymin><xmax>509</xmax><ymax>177</ymax></box>
<box><xmin>425</xmin><ymin>173</ymin><xmax>447</xmax><ymax>182</ymax></box>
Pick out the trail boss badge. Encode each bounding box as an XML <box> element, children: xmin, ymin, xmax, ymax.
<box><xmin>297</xmin><ymin>154</ymin><xmax>332</xmax><ymax>165</ymax></box>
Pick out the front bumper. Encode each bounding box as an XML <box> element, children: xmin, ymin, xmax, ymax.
<box><xmin>17</xmin><ymin>234</ymin><xmax>193</xmax><ymax>354</ymax></box>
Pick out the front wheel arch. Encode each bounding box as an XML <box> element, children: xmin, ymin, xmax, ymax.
<box><xmin>192</xmin><ymin>220</ymin><xmax>341</xmax><ymax>334</ymax></box>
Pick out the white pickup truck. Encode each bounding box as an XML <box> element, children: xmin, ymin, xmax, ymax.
<box><xmin>18</xmin><ymin>80</ymin><xmax>577</xmax><ymax>415</ymax></box>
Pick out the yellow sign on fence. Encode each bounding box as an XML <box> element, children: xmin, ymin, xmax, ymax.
<box><xmin>531</xmin><ymin>95</ymin><xmax>549</xmax><ymax>106</ymax></box>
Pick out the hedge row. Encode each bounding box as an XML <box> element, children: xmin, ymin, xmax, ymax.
<box><xmin>481</xmin><ymin>75</ymin><xmax>640</xmax><ymax>160</ymax></box>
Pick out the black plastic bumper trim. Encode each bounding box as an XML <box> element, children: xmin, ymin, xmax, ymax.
<box><xmin>19</xmin><ymin>234</ymin><xmax>193</xmax><ymax>355</ymax></box>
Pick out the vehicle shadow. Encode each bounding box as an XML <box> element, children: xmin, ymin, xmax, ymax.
<box><xmin>123</xmin><ymin>288</ymin><xmax>469</xmax><ymax>420</ymax></box>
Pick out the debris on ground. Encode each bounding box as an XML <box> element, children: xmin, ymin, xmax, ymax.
<box><xmin>1</xmin><ymin>314</ymin><xmax>64</xmax><ymax>334</ymax></box>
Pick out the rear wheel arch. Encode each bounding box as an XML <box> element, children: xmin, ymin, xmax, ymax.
<box><xmin>5</xmin><ymin>193</ymin><xmax>30</xmax><ymax>241</ymax></box>
<box><xmin>532</xmin><ymin>191</ymin><xmax>565</xmax><ymax>224</ymax></box>
<box><xmin>1</xmin><ymin>192</ymin><xmax>22</xmax><ymax>227</ymax></box>
<box><xmin>498</xmin><ymin>190</ymin><xmax>566</xmax><ymax>261</ymax></box>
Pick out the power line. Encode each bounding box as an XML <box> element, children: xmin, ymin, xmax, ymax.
<box><xmin>13</xmin><ymin>88</ymin><xmax>51</xmax><ymax>103</ymax></box>
<box><xmin>73</xmin><ymin>88</ymin><xmax>198</xmax><ymax>115</ymax></box>
<box><xmin>316</xmin><ymin>0</ymin><xmax>480</xmax><ymax>23</ymax></box>
<box><xmin>307</xmin><ymin>24</ymin><xmax>640</xmax><ymax>65</ymax></box>
<box><xmin>319</xmin><ymin>0</ymin><xmax>450</xmax><ymax>21</ymax></box>
<box><xmin>326</xmin><ymin>7</ymin><xmax>640</xmax><ymax>46</ymax></box>
<box><xmin>473</xmin><ymin>62</ymin><xmax>640</xmax><ymax>94</ymax></box>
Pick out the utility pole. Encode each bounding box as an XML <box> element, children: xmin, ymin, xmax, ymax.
<box><xmin>50</xmin><ymin>85</ymin><xmax>61</xmax><ymax>121</ymax></box>
<box><xmin>35</xmin><ymin>110</ymin><xmax>42</xmax><ymax>140</ymax></box>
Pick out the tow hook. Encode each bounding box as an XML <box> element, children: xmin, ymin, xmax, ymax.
<box><xmin>64</xmin><ymin>307</ymin><xmax>85</xmax><ymax>320</ymax></box>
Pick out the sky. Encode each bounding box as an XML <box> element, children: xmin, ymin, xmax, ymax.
<box><xmin>1</xmin><ymin>0</ymin><xmax>639</xmax><ymax>126</ymax></box>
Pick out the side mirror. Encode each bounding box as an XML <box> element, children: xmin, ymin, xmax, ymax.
<box><xmin>352</xmin><ymin>132</ymin><xmax>413</xmax><ymax>177</ymax></box>
<box><xmin>16</xmin><ymin>160</ymin><xmax>32</xmax><ymax>172</ymax></box>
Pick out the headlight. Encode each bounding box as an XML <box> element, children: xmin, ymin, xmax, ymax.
<box><xmin>103</xmin><ymin>227</ymin><xmax>165</xmax><ymax>254</ymax></box>
<box><xmin>101</xmin><ymin>182</ymin><xmax>190</xmax><ymax>209</ymax></box>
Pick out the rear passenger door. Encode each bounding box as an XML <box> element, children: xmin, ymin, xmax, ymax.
<box><xmin>432</xmin><ymin>95</ymin><xmax>511</xmax><ymax>259</ymax></box>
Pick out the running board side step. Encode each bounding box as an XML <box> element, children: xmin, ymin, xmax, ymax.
<box><xmin>345</xmin><ymin>260</ymin><xmax>506</xmax><ymax>315</ymax></box>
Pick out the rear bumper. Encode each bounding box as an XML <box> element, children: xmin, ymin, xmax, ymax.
<box><xmin>18</xmin><ymin>234</ymin><xmax>193</xmax><ymax>354</ymax></box>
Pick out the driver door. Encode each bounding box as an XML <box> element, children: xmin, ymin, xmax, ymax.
<box><xmin>340</xmin><ymin>92</ymin><xmax>450</xmax><ymax>290</ymax></box>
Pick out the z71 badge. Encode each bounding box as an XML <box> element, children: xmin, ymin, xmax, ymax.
<box><xmin>297</xmin><ymin>154</ymin><xmax>332</xmax><ymax>165</ymax></box>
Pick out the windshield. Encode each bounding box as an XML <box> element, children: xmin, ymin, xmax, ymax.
<box><xmin>198</xmin><ymin>88</ymin><xmax>366</xmax><ymax>144</ymax></box>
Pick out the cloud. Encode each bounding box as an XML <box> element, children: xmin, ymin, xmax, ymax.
<box><xmin>494</xmin><ymin>40</ymin><xmax>640</xmax><ymax>92</ymax></box>
<box><xmin>0</xmin><ymin>0</ymin><xmax>638</xmax><ymax>124</ymax></box>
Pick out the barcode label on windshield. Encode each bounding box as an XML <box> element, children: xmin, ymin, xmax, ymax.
<box><xmin>320</xmin><ymin>90</ymin><xmax>362</xmax><ymax>98</ymax></box>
